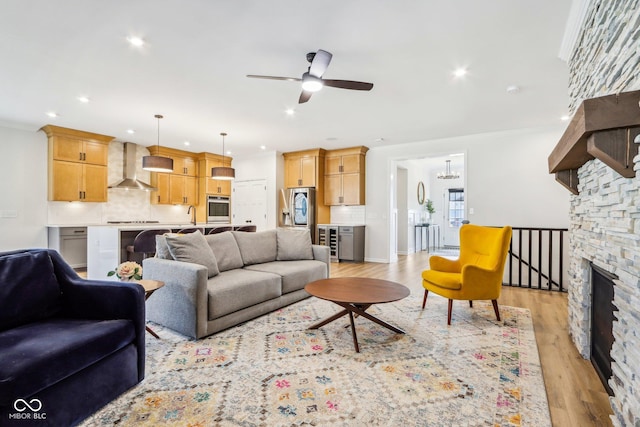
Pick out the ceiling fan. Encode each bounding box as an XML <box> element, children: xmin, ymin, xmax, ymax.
<box><xmin>247</xmin><ymin>49</ymin><xmax>374</xmax><ymax>104</ymax></box>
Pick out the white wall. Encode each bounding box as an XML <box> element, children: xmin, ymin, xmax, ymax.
<box><xmin>366</xmin><ymin>126</ymin><xmax>570</xmax><ymax>262</ymax></box>
<box><xmin>0</xmin><ymin>125</ymin><xmax>48</xmax><ymax>251</ymax></box>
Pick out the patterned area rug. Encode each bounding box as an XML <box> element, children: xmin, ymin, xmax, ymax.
<box><xmin>82</xmin><ymin>294</ymin><xmax>551</xmax><ymax>426</ymax></box>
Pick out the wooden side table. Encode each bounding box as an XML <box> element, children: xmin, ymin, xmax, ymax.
<box><xmin>136</xmin><ymin>279</ymin><xmax>165</xmax><ymax>339</ymax></box>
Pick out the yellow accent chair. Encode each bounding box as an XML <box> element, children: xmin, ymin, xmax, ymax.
<box><xmin>421</xmin><ymin>224</ymin><xmax>512</xmax><ymax>325</ymax></box>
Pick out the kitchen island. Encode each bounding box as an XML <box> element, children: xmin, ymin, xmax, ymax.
<box><xmin>86</xmin><ymin>223</ymin><xmax>238</xmax><ymax>280</ymax></box>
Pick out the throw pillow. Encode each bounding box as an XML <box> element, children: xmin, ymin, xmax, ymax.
<box><xmin>231</xmin><ymin>229</ymin><xmax>277</xmax><ymax>265</ymax></box>
<box><xmin>165</xmin><ymin>231</ymin><xmax>220</xmax><ymax>278</ymax></box>
<box><xmin>205</xmin><ymin>232</ymin><xmax>244</xmax><ymax>272</ymax></box>
<box><xmin>276</xmin><ymin>227</ymin><xmax>314</xmax><ymax>261</ymax></box>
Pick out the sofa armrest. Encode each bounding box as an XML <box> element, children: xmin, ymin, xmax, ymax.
<box><xmin>312</xmin><ymin>245</ymin><xmax>331</xmax><ymax>278</ymax></box>
<box><xmin>142</xmin><ymin>258</ymin><xmax>209</xmax><ymax>339</ymax></box>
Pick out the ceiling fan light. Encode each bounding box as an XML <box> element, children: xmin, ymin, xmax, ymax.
<box><xmin>301</xmin><ymin>74</ymin><xmax>323</xmax><ymax>92</ymax></box>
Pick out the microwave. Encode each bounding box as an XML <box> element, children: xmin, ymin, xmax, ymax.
<box><xmin>207</xmin><ymin>196</ymin><xmax>230</xmax><ymax>223</ymax></box>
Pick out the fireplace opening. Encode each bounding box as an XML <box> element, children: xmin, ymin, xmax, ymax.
<box><xmin>590</xmin><ymin>263</ymin><xmax>617</xmax><ymax>396</ymax></box>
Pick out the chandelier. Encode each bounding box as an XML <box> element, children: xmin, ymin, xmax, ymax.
<box><xmin>437</xmin><ymin>160</ymin><xmax>460</xmax><ymax>180</ymax></box>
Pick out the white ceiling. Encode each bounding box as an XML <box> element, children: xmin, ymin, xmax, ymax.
<box><xmin>0</xmin><ymin>1</ymin><xmax>572</xmax><ymax>159</ymax></box>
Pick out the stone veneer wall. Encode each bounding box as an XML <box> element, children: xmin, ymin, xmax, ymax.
<box><xmin>566</xmin><ymin>1</ymin><xmax>640</xmax><ymax>426</ymax></box>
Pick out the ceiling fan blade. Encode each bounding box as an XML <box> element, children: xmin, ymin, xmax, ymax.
<box><xmin>298</xmin><ymin>91</ymin><xmax>313</xmax><ymax>104</ymax></box>
<box><xmin>323</xmin><ymin>79</ymin><xmax>374</xmax><ymax>91</ymax></box>
<box><xmin>308</xmin><ymin>50</ymin><xmax>333</xmax><ymax>78</ymax></box>
<box><xmin>246</xmin><ymin>75</ymin><xmax>301</xmax><ymax>82</ymax></box>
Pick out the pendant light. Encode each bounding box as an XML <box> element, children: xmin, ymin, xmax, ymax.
<box><xmin>211</xmin><ymin>132</ymin><xmax>235</xmax><ymax>180</ymax></box>
<box><xmin>437</xmin><ymin>160</ymin><xmax>460</xmax><ymax>180</ymax></box>
<box><xmin>142</xmin><ymin>114</ymin><xmax>174</xmax><ymax>173</ymax></box>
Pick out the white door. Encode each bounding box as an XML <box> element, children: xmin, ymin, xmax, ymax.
<box><xmin>442</xmin><ymin>188</ymin><xmax>464</xmax><ymax>247</ymax></box>
<box><xmin>232</xmin><ymin>179</ymin><xmax>268</xmax><ymax>230</ymax></box>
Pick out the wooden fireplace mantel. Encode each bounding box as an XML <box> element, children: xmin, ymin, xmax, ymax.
<box><xmin>548</xmin><ymin>90</ymin><xmax>640</xmax><ymax>194</ymax></box>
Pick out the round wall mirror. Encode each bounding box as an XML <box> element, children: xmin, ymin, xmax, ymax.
<box><xmin>417</xmin><ymin>181</ymin><xmax>425</xmax><ymax>205</ymax></box>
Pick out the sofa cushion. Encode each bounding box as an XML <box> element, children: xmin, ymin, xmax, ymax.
<box><xmin>0</xmin><ymin>251</ymin><xmax>62</xmax><ymax>332</ymax></box>
<box><xmin>155</xmin><ymin>234</ymin><xmax>172</xmax><ymax>260</ymax></box>
<box><xmin>0</xmin><ymin>318</ymin><xmax>135</xmax><ymax>406</ymax></box>
<box><xmin>207</xmin><ymin>269</ymin><xmax>282</xmax><ymax>319</ymax></box>
<box><xmin>232</xmin><ymin>229</ymin><xmax>277</xmax><ymax>266</ymax></box>
<box><xmin>165</xmin><ymin>231</ymin><xmax>220</xmax><ymax>278</ymax></box>
<box><xmin>276</xmin><ymin>228</ymin><xmax>314</xmax><ymax>261</ymax></box>
<box><xmin>245</xmin><ymin>260</ymin><xmax>328</xmax><ymax>294</ymax></box>
<box><xmin>205</xmin><ymin>232</ymin><xmax>244</xmax><ymax>272</ymax></box>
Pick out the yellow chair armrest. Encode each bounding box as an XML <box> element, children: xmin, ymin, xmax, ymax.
<box><xmin>428</xmin><ymin>255</ymin><xmax>461</xmax><ymax>273</ymax></box>
<box><xmin>460</xmin><ymin>264</ymin><xmax>503</xmax><ymax>299</ymax></box>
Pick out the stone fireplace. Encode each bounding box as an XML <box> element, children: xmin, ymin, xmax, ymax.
<box><xmin>558</xmin><ymin>1</ymin><xmax>640</xmax><ymax>425</ymax></box>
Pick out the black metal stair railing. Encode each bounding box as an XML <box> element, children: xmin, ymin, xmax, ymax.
<box><xmin>505</xmin><ymin>227</ymin><xmax>568</xmax><ymax>292</ymax></box>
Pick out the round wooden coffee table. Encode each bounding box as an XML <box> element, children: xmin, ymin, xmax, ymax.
<box><xmin>305</xmin><ymin>277</ymin><xmax>410</xmax><ymax>352</ymax></box>
<box><xmin>136</xmin><ymin>279</ymin><xmax>165</xmax><ymax>339</ymax></box>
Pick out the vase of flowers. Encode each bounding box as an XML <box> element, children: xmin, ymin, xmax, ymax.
<box><xmin>108</xmin><ymin>261</ymin><xmax>143</xmax><ymax>281</ymax></box>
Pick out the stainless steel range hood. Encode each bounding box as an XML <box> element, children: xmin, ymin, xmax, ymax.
<box><xmin>108</xmin><ymin>142</ymin><xmax>157</xmax><ymax>191</ymax></box>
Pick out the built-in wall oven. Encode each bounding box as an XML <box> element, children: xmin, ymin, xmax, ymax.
<box><xmin>207</xmin><ymin>195</ymin><xmax>230</xmax><ymax>223</ymax></box>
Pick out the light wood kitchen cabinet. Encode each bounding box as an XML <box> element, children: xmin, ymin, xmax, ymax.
<box><xmin>42</xmin><ymin>125</ymin><xmax>114</xmax><ymax>202</ymax></box>
<box><xmin>323</xmin><ymin>146</ymin><xmax>368</xmax><ymax>205</ymax></box>
<box><xmin>147</xmin><ymin>146</ymin><xmax>199</xmax><ymax>205</ymax></box>
<box><xmin>284</xmin><ymin>149</ymin><xmax>325</xmax><ymax>188</ymax></box>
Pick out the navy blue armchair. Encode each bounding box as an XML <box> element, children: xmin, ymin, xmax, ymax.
<box><xmin>0</xmin><ymin>249</ymin><xmax>146</xmax><ymax>426</ymax></box>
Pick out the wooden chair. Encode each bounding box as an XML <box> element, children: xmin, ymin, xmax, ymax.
<box><xmin>176</xmin><ymin>227</ymin><xmax>205</xmax><ymax>234</ymax></box>
<box><xmin>234</xmin><ymin>225</ymin><xmax>257</xmax><ymax>232</ymax></box>
<box><xmin>421</xmin><ymin>224</ymin><xmax>512</xmax><ymax>325</ymax></box>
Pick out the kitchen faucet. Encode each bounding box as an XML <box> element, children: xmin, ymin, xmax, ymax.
<box><xmin>187</xmin><ymin>205</ymin><xmax>196</xmax><ymax>226</ymax></box>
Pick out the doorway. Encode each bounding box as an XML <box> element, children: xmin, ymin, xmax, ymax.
<box><xmin>442</xmin><ymin>188</ymin><xmax>464</xmax><ymax>248</ymax></box>
<box><xmin>232</xmin><ymin>179</ymin><xmax>267</xmax><ymax>230</ymax></box>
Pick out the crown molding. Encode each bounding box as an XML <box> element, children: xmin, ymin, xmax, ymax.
<box><xmin>558</xmin><ymin>0</ymin><xmax>592</xmax><ymax>62</ymax></box>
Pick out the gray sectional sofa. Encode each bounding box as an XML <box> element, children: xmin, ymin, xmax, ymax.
<box><xmin>142</xmin><ymin>228</ymin><xmax>330</xmax><ymax>339</ymax></box>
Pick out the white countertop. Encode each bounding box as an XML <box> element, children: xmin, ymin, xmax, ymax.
<box><xmin>49</xmin><ymin>223</ymin><xmax>233</xmax><ymax>230</ymax></box>
<box><xmin>317</xmin><ymin>224</ymin><xmax>366</xmax><ymax>227</ymax></box>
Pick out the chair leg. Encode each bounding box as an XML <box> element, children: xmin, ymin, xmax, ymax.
<box><xmin>447</xmin><ymin>299</ymin><xmax>453</xmax><ymax>325</ymax></box>
<box><xmin>492</xmin><ymin>300</ymin><xmax>501</xmax><ymax>322</ymax></box>
<box><xmin>422</xmin><ymin>289</ymin><xmax>428</xmax><ymax>309</ymax></box>
<box><xmin>469</xmin><ymin>300</ymin><xmax>473</xmax><ymax>307</ymax></box>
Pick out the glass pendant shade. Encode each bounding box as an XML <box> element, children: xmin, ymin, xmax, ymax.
<box><xmin>142</xmin><ymin>114</ymin><xmax>174</xmax><ymax>173</ymax></box>
<box><xmin>211</xmin><ymin>132</ymin><xmax>235</xmax><ymax>180</ymax></box>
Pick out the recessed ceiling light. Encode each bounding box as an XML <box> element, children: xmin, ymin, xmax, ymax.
<box><xmin>453</xmin><ymin>68</ymin><xmax>467</xmax><ymax>78</ymax></box>
<box><xmin>260</xmin><ymin>145</ymin><xmax>266</xmax><ymax>150</ymax></box>
<box><xmin>285</xmin><ymin>108</ymin><xmax>295</xmax><ymax>116</ymax></box>
<box><xmin>127</xmin><ymin>129</ymin><xmax>135</xmax><ymax>134</ymax></box>
<box><xmin>77</xmin><ymin>96</ymin><xmax>90</xmax><ymax>103</ymax></box>
<box><xmin>226</xmin><ymin>150</ymin><xmax>232</xmax><ymax>155</ymax></box>
<box><xmin>184</xmin><ymin>141</ymin><xmax>190</xmax><ymax>146</ymax></box>
<box><xmin>506</xmin><ymin>85</ymin><xmax>520</xmax><ymax>94</ymax></box>
<box><xmin>374</xmin><ymin>137</ymin><xmax>384</xmax><ymax>143</ymax></box>
<box><xmin>127</xmin><ymin>36</ymin><xmax>145</xmax><ymax>47</ymax></box>
<box><xmin>326</xmin><ymin>137</ymin><xmax>338</xmax><ymax>141</ymax></box>
<box><xmin>46</xmin><ymin>112</ymin><xmax>58</xmax><ymax>118</ymax></box>
<box><xmin>560</xmin><ymin>115</ymin><xmax>570</xmax><ymax>121</ymax></box>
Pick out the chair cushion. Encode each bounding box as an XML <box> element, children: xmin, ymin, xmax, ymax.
<box><xmin>165</xmin><ymin>231</ymin><xmax>220</xmax><ymax>278</ymax></box>
<box><xmin>205</xmin><ymin>232</ymin><xmax>244</xmax><ymax>272</ymax></box>
<box><xmin>0</xmin><ymin>251</ymin><xmax>62</xmax><ymax>332</ymax></box>
<box><xmin>0</xmin><ymin>318</ymin><xmax>135</xmax><ymax>406</ymax></box>
<box><xmin>245</xmin><ymin>260</ymin><xmax>327</xmax><ymax>294</ymax></box>
<box><xmin>207</xmin><ymin>269</ymin><xmax>281</xmax><ymax>319</ymax></box>
<box><xmin>232</xmin><ymin>229</ymin><xmax>277</xmax><ymax>266</ymax></box>
<box><xmin>422</xmin><ymin>270</ymin><xmax>462</xmax><ymax>290</ymax></box>
<box><xmin>276</xmin><ymin>228</ymin><xmax>314</xmax><ymax>261</ymax></box>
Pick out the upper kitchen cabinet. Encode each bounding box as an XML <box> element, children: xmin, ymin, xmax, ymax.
<box><xmin>324</xmin><ymin>146</ymin><xmax>368</xmax><ymax>205</ymax></box>
<box><xmin>283</xmin><ymin>149</ymin><xmax>326</xmax><ymax>188</ymax></box>
<box><xmin>42</xmin><ymin>125</ymin><xmax>114</xmax><ymax>202</ymax></box>
<box><xmin>199</xmin><ymin>154</ymin><xmax>232</xmax><ymax>196</ymax></box>
<box><xmin>147</xmin><ymin>146</ymin><xmax>199</xmax><ymax>205</ymax></box>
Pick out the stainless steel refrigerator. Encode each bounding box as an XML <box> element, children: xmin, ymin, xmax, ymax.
<box><xmin>279</xmin><ymin>187</ymin><xmax>316</xmax><ymax>242</ymax></box>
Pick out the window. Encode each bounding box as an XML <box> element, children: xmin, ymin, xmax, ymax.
<box><xmin>448</xmin><ymin>188</ymin><xmax>464</xmax><ymax>227</ymax></box>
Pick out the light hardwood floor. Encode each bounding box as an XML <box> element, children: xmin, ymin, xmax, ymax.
<box><xmin>329</xmin><ymin>252</ymin><xmax>614</xmax><ymax>427</ymax></box>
